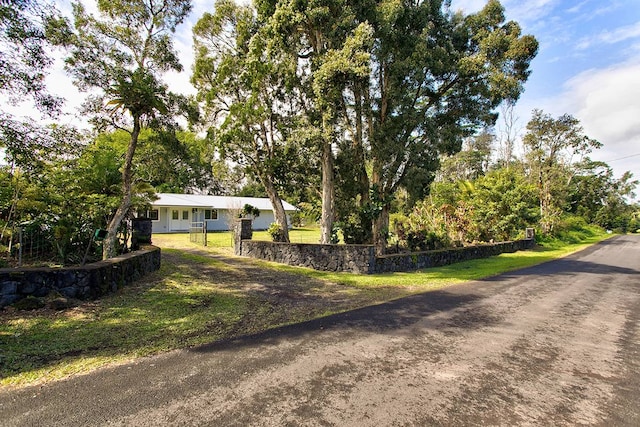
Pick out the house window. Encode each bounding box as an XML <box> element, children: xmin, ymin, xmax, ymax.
<box><xmin>172</xmin><ymin>210</ymin><xmax>179</xmax><ymax>220</ymax></box>
<box><xmin>204</xmin><ymin>209</ymin><xmax>218</xmax><ymax>220</ymax></box>
<box><xmin>182</xmin><ymin>210</ymin><xmax>189</xmax><ymax>220</ymax></box>
<box><xmin>138</xmin><ymin>209</ymin><xmax>159</xmax><ymax>220</ymax></box>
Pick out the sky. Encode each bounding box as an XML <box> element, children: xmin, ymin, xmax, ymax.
<box><xmin>7</xmin><ymin>0</ymin><xmax>640</xmax><ymax>197</ymax></box>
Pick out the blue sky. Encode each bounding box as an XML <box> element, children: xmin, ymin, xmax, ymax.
<box><xmin>10</xmin><ymin>0</ymin><xmax>640</xmax><ymax>196</ymax></box>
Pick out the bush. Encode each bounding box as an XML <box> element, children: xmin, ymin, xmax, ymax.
<box><xmin>241</xmin><ymin>204</ymin><xmax>260</xmax><ymax>219</ymax></box>
<box><xmin>390</xmin><ymin>206</ymin><xmax>452</xmax><ymax>251</ymax></box>
<box><xmin>338</xmin><ymin>212</ymin><xmax>372</xmax><ymax>244</ymax></box>
<box><xmin>406</xmin><ymin>230</ymin><xmax>450</xmax><ymax>252</ymax></box>
<box><xmin>267</xmin><ymin>222</ymin><xmax>286</xmax><ymax>242</ymax></box>
<box><xmin>538</xmin><ymin>215</ymin><xmax>603</xmax><ymax>244</ymax></box>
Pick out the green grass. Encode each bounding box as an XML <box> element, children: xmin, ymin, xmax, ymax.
<box><xmin>205</xmin><ymin>227</ymin><xmax>323</xmax><ymax>248</ymax></box>
<box><xmin>254</xmin><ymin>227</ymin><xmax>324</xmax><ymax>244</ymax></box>
<box><xmin>0</xmin><ymin>258</ymin><xmax>248</xmax><ymax>387</ymax></box>
<box><xmin>0</xmin><ymin>229</ymin><xmax>611</xmax><ymax>388</ymax></box>
<box><xmin>205</xmin><ymin>231</ymin><xmax>235</xmax><ymax>247</ymax></box>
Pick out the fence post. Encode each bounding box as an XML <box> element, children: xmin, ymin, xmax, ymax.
<box><xmin>18</xmin><ymin>226</ymin><xmax>23</xmax><ymax>267</ymax></box>
<box><xmin>203</xmin><ymin>222</ymin><xmax>207</xmax><ymax>247</ymax></box>
<box><xmin>234</xmin><ymin>218</ymin><xmax>253</xmax><ymax>255</ymax></box>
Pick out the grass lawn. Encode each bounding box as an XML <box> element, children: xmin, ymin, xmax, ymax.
<box><xmin>205</xmin><ymin>227</ymin><xmax>325</xmax><ymax>248</ymax></box>
<box><xmin>0</xmin><ymin>229</ymin><xmax>612</xmax><ymax>388</ymax></box>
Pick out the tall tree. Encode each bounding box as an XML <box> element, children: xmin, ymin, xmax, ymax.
<box><xmin>496</xmin><ymin>100</ymin><xmax>520</xmax><ymax>167</ymax></box>
<box><xmin>364</xmin><ymin>0</ymin><xmax>537</xmax><ymax>249</ymax></box>
<box><xmin>436</xmin><ymin>129</ymin><xmax>494</xmax><ymax>182</ymax></box>
<box><xmin>254</xmin><ymin>0</ymin><xmax>376</xmax><ymax>244</ymax></box>
<box><xmin>50</xmin><ymin>0</ymin><xmax>192</xmax><ymax>258</ymax></box>
<box><xmin>257</xmin><ymin>0</ymin><xmax>537</xmax><ymax>248</ymax></box>
<box><xmin>193</xmin><ymin>0</ymin><xmax>319</xmax><ymax>242</ymax></box>
<box><xmin>523</xmin><ymin>109</ymin><xmax>602</xmax><ymax>233</ymax></box>
<box><xmin>568</xmin><ymin>160</ymin><xmax>638</xmax><ymax>230</ymax></box>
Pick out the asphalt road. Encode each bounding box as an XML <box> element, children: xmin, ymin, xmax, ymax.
<box><xmin>1</xmin><ymin>235</ymin><xmax>639</xmax><ymax>426</ymax></box>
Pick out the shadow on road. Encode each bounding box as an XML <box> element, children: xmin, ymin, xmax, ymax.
<box><xmin>485</xmin><ymin>258</ymin><xmax>640</xmax><ymax>282</ymax></box>
<box><xmin>190</xmin><ymin>235</ymin><xmax>640</xmax><ymax>356</ymax></box>
<box><xmin>190</xmin><ymin>289</ymin><xmax>485</xmax><ymax>355</ymax></box>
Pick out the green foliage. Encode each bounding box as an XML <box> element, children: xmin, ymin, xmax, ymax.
<box><xmin>628</xmin><ymin>213</ymin><xmax>640</xmax><ymax>233</ymax></box>
<box><xmin>337</xmin><ymin>212</ymin><xmax>372</xmax><ymax>245</ymax></box>
<box><xmin>437</xmin><ymin>130</ymin><xmax>494</xmax><ymax>182</ymax></box>
<box><xmin>267</xmin><ymin>222</ymin><xmax>286</xmax><ymax>242</ymax></box>
<box><xmin>390</xmin><ymin>163</ymin><xmax>539</xmax><ymax>250</ymax></box>
<box><xmin>241</xmin><ymin>204</ymin><xmax>260</xmax><ymax>219</ymax></box>
<box><xmin>1</xmin><ymin>0</ymin><xmax>68</xmax><ymax>170</ymax></box>
<box><xmin>536</xmin><ymin>216</ymin><xmax>603</xmax><ymax>246</ymax></box>
<box><xmin>523</xmin><ymin>110</ymin><xmax>603</xmax><ymax>233</ymax></box>
<box><xmin>215</xmin><ymin>0</ymin><xmax>540</xmax><ymax>246</ymax></box>
<box><xmin>94</xmin><ymin>129</ymin><xmax>221</xmax><ymax>194</ymax></box>
<box><xmin>390</xmin><ymin>204</ymin><xmax>452</xmax><ymax>252</ymax></box>
<box><xmin>53</xmin><ymin>0</ymin><xmax>193</xmax><ymax>259</ymax></box>
<box><xmin>192</xmin><ymin>0</ymin><xmax>308</xmax><ymax>241</ymax></box>
<box><xmin>365</xmin><ymin>0</ymin><xmax>538</xmax><ymax>241</ymax></box>
<box><xmin>291</xmin><ymin>201</ymin><xmax>321</xmax><ymax>227</ymax></box>
<box><xmin>0</xmin><ymin>128</ymin><xmax>163</xmax><ymax>266</ymax></box>
<box><xmin>1</xmin><ymin>0</ymin><xmax>59</xmax><ymax>109</ymax></box>
<box><xmin>471</xmin><ymin>166</ymin><xmax>539</xmax><ymax>241</ymax></box>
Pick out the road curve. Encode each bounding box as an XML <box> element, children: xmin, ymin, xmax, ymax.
<box><xmin>1</xmin><ymin>235</ymin><xmax>639</xmax><ymax>426</ymax></box>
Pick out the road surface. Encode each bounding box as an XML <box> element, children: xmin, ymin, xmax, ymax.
<box><xmin>1</xmin><ymin>235</ymin><xmax>639</xmax><ymax>426</ymax></box>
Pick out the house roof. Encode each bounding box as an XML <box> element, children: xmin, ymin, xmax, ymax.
<box><xmin>152</xmin><ymin>193</ymin><xmax>297</xmax><ymax>212</ymax></box>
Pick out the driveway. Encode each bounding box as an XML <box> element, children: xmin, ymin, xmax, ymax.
<box><xmin>1</xmin><ymin>235</ymin><xmax>639</xmax><ymax>426</ymax></box>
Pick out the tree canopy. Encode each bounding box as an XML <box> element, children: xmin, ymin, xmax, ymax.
<box><xmin>245</xmin><ymin>0</ymin><xmax>538</xmax><ymax>246</ymax></box>
<box><xmin>0</xmin><ymin>0</ymin><xmax>64</xmax><ymax>166</ymax></box>
<box><xmin>51</xmin><ymin>0</ymin><xmax>193</xmax><ymax>258</ymax></box>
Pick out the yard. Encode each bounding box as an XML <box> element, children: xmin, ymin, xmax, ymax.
<box><xmin>204</xmin><ymin>227</ymin><xmax>327</xmax><ymax>250</ymax></box>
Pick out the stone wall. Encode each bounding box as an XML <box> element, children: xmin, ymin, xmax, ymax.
<box><xmin>237</xmin><ymin>239</ymin><xmax>535</xmax><ymax>274</ymax></box>
<box><xmin>237</xmin><ymin>241</ymin><xmax>376</xmax><ymax>274</ymax></box>
<box><xmin>374</xmin><ymin>239</ymin><xmax>536</xmax><ymax>273</ymax></box>
<box><xmin>0</xmin><ymin>246</ymin><xmax>161</xmax><ymax>308</ymax></box>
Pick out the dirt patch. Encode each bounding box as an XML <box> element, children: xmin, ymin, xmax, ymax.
<box><xmin>156</xmin><ymin>244</ymin><xmax>412</xmax><ymax>338</ymax></box>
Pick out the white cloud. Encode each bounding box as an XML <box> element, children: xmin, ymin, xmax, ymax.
<box><xmin>512</xmin><ymin>59</ymin><xmax>640</xmax><ymax>184</ymax></box>
<box><xmin>448</xmin><ymin>0</ymin><xmax>487</xmax><ymax>13</ymax></box>
<box><xmin>503</xmin><ymin>0</ymin><xmax>559</xmax><ymax>23</ymax></box>
<box><xmin>554</xmin><ymin>61</ymin><xmax>640</xmax><ymax>180</ymax></box>
<box><xmin>566</xmin><ymin>1</ymin><xmax>588</xmax><ymax>14</ymax></box>
<box><xmin>564</xmin><ymin>61</ymin><xmax>640</xmax><ymax>142</ymax></box>
<box><xmin>450</xmin><ymin>0</ymin><xmax>559</xmax><ymax>20</ymax></box>
<box><xmin>577</xmin><ymin>21</ymin><xmax>640</xmax><ymax>49</ymax></box>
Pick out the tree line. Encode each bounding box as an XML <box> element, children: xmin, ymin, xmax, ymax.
<box><xmin>0</xmin><ymin>0</ymin><xmax>637</xmax><ymax>265</ymax></box>
<box><xmin>390</xmin><ymin>109</ymin><xmax>637</xmax><ymax>252</ymax></box>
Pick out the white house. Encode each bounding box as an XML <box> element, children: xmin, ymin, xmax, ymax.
<box><xmin>147</xmin><ymin>193</ymin><xmax>297</xmax><ymax>233</ymax></box>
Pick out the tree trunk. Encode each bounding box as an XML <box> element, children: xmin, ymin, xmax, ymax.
<box><xmin>370</xmin><ymin>150</ymin><xmax>388</xmax><ymax>252</ymax></box>
<box><xmin>261</xmin><ymin>174</ymin><xmax>290</xmax><ymax>243</ymax></box>
<box><xmin>103</xmin><ymin>117</ymin><xmax>141</xmax><ymax>260</ymax></box>
<box><xmin>353</xmin><ymin>84</ymin><xmax>370</xmax><ymax>212</ymax></box>
<box><xmin>320</xmin><ymin>138</ymin><xmax>335</xmax><ymax>244</ymax></box>
<box><xmin>373</xmin><ymin>203</ymin><xmax>390</xmax><ymax>254</ymax></box>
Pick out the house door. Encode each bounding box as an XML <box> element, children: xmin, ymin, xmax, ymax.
<box><xmin>170</xmin><ymin>209</ymin><xmax>191</xmax><ymax>231</ymax></box>
<box><xmin>192</xmin><ymin>208</ymin><xmax>204</xmax><ymax>223</ymax></box>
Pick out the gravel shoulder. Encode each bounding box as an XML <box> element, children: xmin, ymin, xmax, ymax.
<box><xmin>1</xmin><ymin>235</ymin><xmax>639</xmax><ymax>426</ymax></box>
